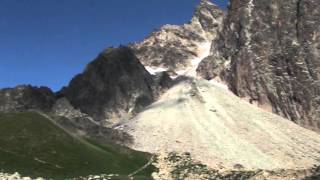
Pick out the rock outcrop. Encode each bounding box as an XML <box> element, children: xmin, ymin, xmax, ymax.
<box><xmin>0</xmin><ymin>85</ymin><xmax>132</xmax><ymax>145</ymax></box>
<box><xmin>61</xmin><ymin>46</ymin><xmax>172</xmax><ymax>125</ymax></box>
<box><xmin>131</xmin><ymin>0</ymin><xmax>224</xmax><ymax>73</ymax></box>
<box><xmin>52</xmin><ymin>97</ymin><xmax>132</xmax><ymax>145</ymax></box>
<box><xmin>0</xmin><ymin>85</ymin><xmax>56</xmax><ymax>113</ymax></box>
<box><xmin>198</xmin><ymin>0</ymin><xmax>320</xmax><ymax>131</ymax></box>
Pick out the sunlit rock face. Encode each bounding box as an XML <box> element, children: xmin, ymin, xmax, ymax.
<box><xmin>198</xmin><ymin>0</ymin><xmax>320</xmax><ymax>131</ymax></box>
<box><xmin>131</xmin><ymin>0</ymin><xmax>224</xmax><ymax>73</ymax></box>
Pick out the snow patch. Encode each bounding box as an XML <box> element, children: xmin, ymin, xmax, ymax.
<box><xmin>192</xmin><ymin>42</ymin><xmax>212</xmax><ymax>66</ymax></box>
<box><xmin>144</xmin><ymin>41</ymin><xmax>212</xmax><ymax>79</ymax></box>
<box><xmin>177</xmin><ymin>41</ymin><xmax>212</xmax><ymax>77</ymax></box>
<box><xmin>292</xmin><ymin>40</ymin><xmax>300</xmax><ymax>46</ymax></box>
<box><xmin>145</xmin><ymin>66</ymin><xmax>168</xmax><ymax>75</ymax></box>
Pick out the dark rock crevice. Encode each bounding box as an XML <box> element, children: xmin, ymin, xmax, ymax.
<box><xmin>296</xmin><ymin>0</ymin><xmax>302</xmax><ymax>40</ymax></box>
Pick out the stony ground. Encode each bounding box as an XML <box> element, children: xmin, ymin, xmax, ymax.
<box><xmin>0</xmin><ymin>172</ymin><xmax>44</xmax><ymax>180</ymax></box>
<box><xmin>151</xmin><ymin>152</ymin><xmax>320</xmax><ymax>180</ymax></box>
<box><xmin>122</xmin><ymin>78</ymin><xmax>320</xmax><ymax>171</ymax></box>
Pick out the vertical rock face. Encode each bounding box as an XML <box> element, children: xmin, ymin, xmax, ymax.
<box><xmin>198</xmin><ymin>0</ymin><xmax>320</xmax><ymax>131</ymax></box>
<box><xmin>131</xmin><ymin>0</ymin><xmax>224</xmax><ymax>72</ymax></box>
<box><xmin>61</xmin><ymin>46</ymin><xmax>171</xmax><ymax>125</ymax></box>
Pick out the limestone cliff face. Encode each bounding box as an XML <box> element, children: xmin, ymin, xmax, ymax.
<box><xmin>198</xmin><ymin>0</ymin><xmax>320</xmax><ymax>131</ymax></box>
<box><xmin>61</xmin><ymin>46</ymin><xmax>172</xmax><ymax>125</ymax></box>
<box><xmin>131</xmin><ymin>0</ymin><xmax>224</xmax><ymax>73</ymax></box>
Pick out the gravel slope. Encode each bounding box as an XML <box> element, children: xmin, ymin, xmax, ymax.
<box><xmin>121</xmin><ymin>78</ymin><xmax>320</xmax><ymax>171</ymax></box>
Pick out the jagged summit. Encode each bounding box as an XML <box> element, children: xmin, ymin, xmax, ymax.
<box><xmin>198</xmin><ymin>0</ymin><xmax>219</xmax><ymax>8</ymax></box>
<box><xmin>60</xmin><ymin>46</ymin><xmax>172</xmax><ymax>125</ymax></box>
<box><xmin>192</xmin><ymin>0</ymin><xmax>224</xmax><ymax>39</ymax></box>
<box><xmin>60</xmin><ymin>46</ymin><xmax>154</xmax><ymax>124</ymax></box>
<box><xmin>131</xmin><ymin>0</ymin><xmax>224</xmax><ymax>74</ymax></box>
<box><xmin>200</xmin><ymin>0</ymin><xmax>212</xmax><ymax>4</ymax></box>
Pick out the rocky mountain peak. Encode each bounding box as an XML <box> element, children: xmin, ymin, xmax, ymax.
<box><xmin>192</xmin><ymin>0</ymin><xmax>224</xmax><ymax>39</ymax></box>
<box><xmin>200</xmin><ymin>0</ymin><xmax>212</xmax><ymax>5</ymax></box>
<box><xmin>131</xmin><ymin>1</ymin><xmax>224</xmax><ymax>74</ymax></box>
<box><xmin>60</xmin><ymin>46</ymin><xmax>172</xmax><ymax>125</ymax></box>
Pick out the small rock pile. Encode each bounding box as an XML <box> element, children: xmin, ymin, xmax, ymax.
<box><xmin>0</xmin><ymin>172</ymin><xmax>44</xmax><ymax>180</ymax></box>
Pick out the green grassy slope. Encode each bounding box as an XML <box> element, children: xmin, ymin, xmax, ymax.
<box><xmin>0</xmin><ymin>112</ymin><xmax>155</xmax><ymax>179</ymax></box>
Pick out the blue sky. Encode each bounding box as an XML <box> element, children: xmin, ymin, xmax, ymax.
<box><xmin>0</xmin><ymin>0</ymin><xmax>228</xmax><ymax>91</ymax></box>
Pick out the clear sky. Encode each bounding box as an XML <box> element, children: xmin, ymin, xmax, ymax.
<box><xmin>0</xmin><ymin>0</ymin><xmax>228</xmax><ymax>91</ymax></box>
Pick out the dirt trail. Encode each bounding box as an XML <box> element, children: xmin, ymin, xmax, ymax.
<box><xmin>122</xmin><ymin>78</ymin><xmax>320</xmax><ymax>170</ymax></box>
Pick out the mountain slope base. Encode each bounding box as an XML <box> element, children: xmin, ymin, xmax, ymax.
<box><xmin>0</xmin><ymin>112</ymin><xmax>155</xmax><ymax>179</ymax></box>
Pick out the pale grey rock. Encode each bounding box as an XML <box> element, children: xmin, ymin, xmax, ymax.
<box><xmin>131</xmin><ymin>0</ymin><xmax>224</xmax><ymax>72</ymax></box>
